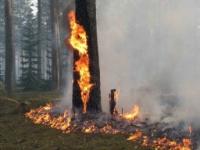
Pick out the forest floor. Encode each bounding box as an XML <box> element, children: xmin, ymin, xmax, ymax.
<box><xmin>0</xmin><ymin>92</ymin><xmax>146</xmax><ymax>150</ymax></box>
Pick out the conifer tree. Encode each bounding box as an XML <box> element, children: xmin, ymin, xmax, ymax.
<box><xmin>20</xmin><ymin>7</ymin><xmax>39</xmax><ymax>90</ymax></box>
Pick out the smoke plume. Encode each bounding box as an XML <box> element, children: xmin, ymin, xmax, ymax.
<box><xmin>96</xmin><ymin>0</ymin><xmax>200</xmax><ymax>127</ymax></box>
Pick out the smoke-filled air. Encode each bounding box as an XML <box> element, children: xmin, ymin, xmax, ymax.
<box><xmin>97</xmin><ymin>0</ymin><xmax>200</xmax><ymax>127</ymax></box>
<box><xmin>2</xmin><ymin>0</ymin><xmax>200</xmax><ymax>149</ymax></box>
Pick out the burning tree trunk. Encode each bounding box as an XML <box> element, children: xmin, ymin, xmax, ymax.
<box><xmin>72</xmin><ymin>0</ymin><xmax>101</xmax><ymax>113</ymax></box>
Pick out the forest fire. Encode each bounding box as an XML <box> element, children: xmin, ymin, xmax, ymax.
<box><xmin>68</xmin><ymin>11</ymin><xmax>93</xmax><ymax>113</ymax></box>
<box><xmin>2</xmin><ymin>0</ymin><xmax>200</xmax><ymax>149</ymax></box>
<box><xmin>25</xmin><ymin>103</ymin><xmax>72</xmax><ymax>133</ymax></box>
<box><xmin>121</xmin><ymin>105</ymin><xmax>140</xmax><ymax>121</ymax></box>
<box><xmin>24</xmin><ymin>9</ymin><xmax>195</xmax><ymax>150</ymax></box>
<box><xmin>152</xmin><ymin>137</ymin><xmax>192</xmax><ymax>150</ymax></box>
<box><xmin>128</xmin><ymin>130</ymin><xmax>192</xmax><ymax>150</ymax></box>
<box><xmin>25</xmin><ymin>101</ymin><xmax>193</xmax><ymax>150</ymax></box>
<box><xmin>25</xmin><ymin>103</ymin><xmax>120</xmax><ymax>134</ymax></box>
<box><xmin>127</xmin><ymin>130</ymin><xmax>143</xmax><ymax>141</ymax></box>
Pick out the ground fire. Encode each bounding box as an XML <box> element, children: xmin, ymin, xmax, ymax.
<box><xmin>25</xmin><ymin>101</ymin><xmax>193</xmax><ymax>150</ymax></box>
<box><xmin>127</xmin><ymin>130</ymin><xmax>192</xmax><ymax>150</ymax></box>
<box><xmin>122</xmin><ymin>105</ymin><xmax>140</xmax><ymax>121</ymax></box>
<box><xmin>24</xmin><ymin>9</ymin><xmax>196</xmax><ymax>150</ymax></box>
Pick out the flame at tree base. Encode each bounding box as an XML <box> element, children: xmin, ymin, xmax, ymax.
<box><xmin>25</xmin><ymin>103</ymin><xmax>192</xmax><ymax>150</ymax></box>
<box><xmin>67</xmin><ymin>11</ymin><xmax>93</xmax><ymax>113</ymax></box>
<box><xmin>23</xmin><ymin>9</ymin><xmax>193</xmax><ymax>150</ymax></box>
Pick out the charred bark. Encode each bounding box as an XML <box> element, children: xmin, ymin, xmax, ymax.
<box><xmin>73</xmin><ymin>0</ymin><xmax>101</xmax><ymax>112</ymax></box>
<box><xmin>109</xmin><ymin>89</ymin><xmax>117</xmax><ymax>115</ymax></box>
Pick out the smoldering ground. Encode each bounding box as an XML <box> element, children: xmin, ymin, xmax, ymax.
<box><xmin>63</xmin><ymin>0</ymin><xmax>200</xmax><ymax>131</ymax></box>
<box><xmin>96</xmin><ymin>0</ymin><xmax>200</xmax><ymax>128</ymax></box>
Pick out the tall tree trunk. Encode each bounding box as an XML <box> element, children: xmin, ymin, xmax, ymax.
<box><xmin>37</xmin><ymin>0</ymin><xmax>42</xmax><ymax>79</ymax></box>
<box><xmin>73</xmin><ymin>0</ymin><xmax>102</xmax><ymax>112</ymax></box>
<box><xmin>50</xmin><ymin>0</ymin><xmax>61</xmax><ymax>90</ymax></box>
<box><xmin>4</xmin><ymin>0</ymin><xmax>15</xmax><ymax>95</ymax></box>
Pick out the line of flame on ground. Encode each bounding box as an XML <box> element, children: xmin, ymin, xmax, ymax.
<box><xmin>25</xmin><ymin>103</ymin><xmax>72</xmax><ymax>133</ymax></box>
<box><xmin>25</xmin><ymin>103</ymin><xmax>192</xmax><ymax>150</ymax></box>
<box><xmin>68</xmin><ymin>11</ymin><xmax>93</xmax><ymax>113</ymax></box>
<box><xmin>128</xmin><ymin>130</ymin><xmax>192</xmax><ymax>150</ymax></box>
<box><xmin>25</xmin><ymin>103</ymin><xmax>120</xmax><ymax>135</ymax></box>
<box><xmin>121</xmin><ymin>105</ymin><xmax>140</xmax><ymax>121</ymax></box>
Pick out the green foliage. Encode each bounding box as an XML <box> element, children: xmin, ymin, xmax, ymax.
<box><xmin>20</xmin><ymin>7</ymin><xmax>40</xmax><ymax>91</ymax></box>
<box><xmin>41</xmin><ymin>0</ymin><xmax>53</xmax><ymax>80</ymax></box>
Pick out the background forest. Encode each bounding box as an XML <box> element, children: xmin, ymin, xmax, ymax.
<box><xmin>1</xmin><ymin>0</ymin><xmax>73</xmax><ymax>95</ymax></box>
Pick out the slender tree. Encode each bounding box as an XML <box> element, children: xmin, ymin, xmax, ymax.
<box><xmin>20</xmin><ymin>8</ymin><xmax>39</xmax><ymax>91</ymax></box>
<box><xmin>4</xmin><ymin>0</ymin><xmax>15</xmax><ymax>95</ymax></box>
<box><xmin>14</xmin><ymin>0</ymin><xmax>30</xmax><ymax>81</ymax></box>
<box><xmin>37</xmin><ymin>0</ymin><xmax>42</xmax><ymax>79</ymax></box>
<box><xmin>0</xmin><ymin>0</ymin><xmax>5</xmax><ymax>81</ymax></box>
<box><xmin>50</xmin><ymin>0</ymin><xmax>61</xmax><ymax>90</ymax></box>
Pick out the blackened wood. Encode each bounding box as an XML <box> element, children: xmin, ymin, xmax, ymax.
<box><xmin>4</xmin><ymin>0</ymin><xmax>15</xmax><ymax>95</ymax></box>
<box><xmin>73</xmin><ymin>0</ymin><xmax>101</xmax><ymax>112</ymax></box>
<box><xmin>109</xmin><ymin>89</ymin><xmax>117</xmax><ymax>115</ymax></box>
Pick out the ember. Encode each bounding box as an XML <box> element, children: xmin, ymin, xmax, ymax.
<box><xmin>25</xmin><ymin>102</ymin><xmax>193</xmax><ymax>150</ymax></box>
<box><xmin>121</xmin><ymin>105</ymin><xmax>140</xmax><ymax>121</ymax></box>
<box><xmin>127</xmin><ymin>130</ymin><xmax>192</xmax><ymax>150</ymax></box>
<box><xmin>82</xmin><ymin>124</ymin><xmax>97</xmax><ymax>133</ymax></box>
<box><xmin>24</xmin><ymin>8</ymin><xmax>195</xmax><ymax>150</ymax></box>
<box><xmin>25</xmin><ymin>103</ymin><xmax>71</xmax><ymax>133</ymax></box>
<box><xmin>127</xmin><ymin>130</ymin><xmax>143</xmax><ymax>142</ymax></box>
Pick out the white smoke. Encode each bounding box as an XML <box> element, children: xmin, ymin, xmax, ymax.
<box><xmin>62</xmin><ymin>51</ymin><xmax>73</xmax><ymax>107</ymax></box>
<box><xmin>96</xmin><ymin>0</ymin><xmax>200</xmax><ymax>126</ymax></box>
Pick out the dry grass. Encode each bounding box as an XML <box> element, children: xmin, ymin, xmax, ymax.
<box><xmin>0</xmin><ymin>92</ymin><xmax>147</xmax><ymax>150</ymax></box>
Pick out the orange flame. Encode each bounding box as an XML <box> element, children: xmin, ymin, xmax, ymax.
<box><xmin>68</xmin><ymin>11</ymin><xmax>93</xmax><ymax>113</ymax></box>
<box><xmin>127</xmin><ymin>130</ymin><xmax>143</xmax><ymax>142</ymax></box>
<box><xmin>25</xmin><ymin>102</ymin><xmax>192</xmax><ymax>150</ymax></box>
<box><xmin>25</xmin><ymin>103</ymin><xmax>71</xmax><ymax>133</ymax></box>
<box><xmin>153</xmin><ymin>137</ymin><xmax>192</xmax><ymax>150</ymax></box>
<box><xmin>82</xmin><ymin>124</ymin><xmax>97</xmax><ymax>133</ymax></box>
<box><xmin>128</xmin><ymin>132</ymin><xmax>192</xmax><ymax>150</ymax></box>
<box><xmin>122</xmin><ymin>105</ymin><xmax>140</xmax><ymax>121</ymax></box>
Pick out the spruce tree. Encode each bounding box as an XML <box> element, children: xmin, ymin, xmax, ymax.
<box><xmin>20</xmin><ymin>7</ymin><xmax>39</xmax><ymax>90</ymax></box>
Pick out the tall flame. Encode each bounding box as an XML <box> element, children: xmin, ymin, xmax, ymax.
<box><xmin>68</xmin><ymin>11</ymin><xmax>93</xmax><ymax>113</ymax></box>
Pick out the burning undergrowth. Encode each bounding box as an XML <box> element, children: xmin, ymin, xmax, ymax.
<box><xmin>25</xmin><ymin>102</ymin><xmax>197</xmax><ymax>150</ymax></box>
<box><xmin>24</xmin><ymin>8</ymin><xmax>200</xmax><ymax>149</ymax></box>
